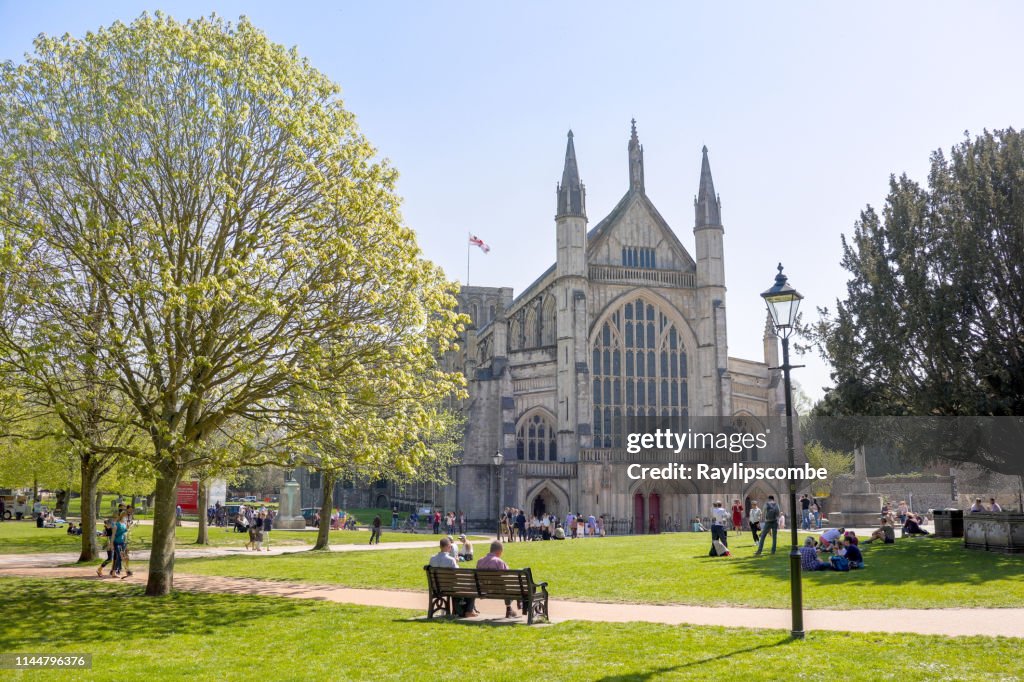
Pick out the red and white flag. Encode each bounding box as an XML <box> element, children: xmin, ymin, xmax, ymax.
<box><xmin>468</xmin><ymin>234</ymin><xmax>490</xmax><ymax>253</ymax></box>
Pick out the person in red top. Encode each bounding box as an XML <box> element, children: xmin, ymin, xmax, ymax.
<box><xmin>731</xmin><ymin>499</ymin><xmax>744</xmax><ymax>536</ymax></box>
<box><xmin>477</xmin><ymin>541</ymin><xmax>518</xmax><ymax>618</ymax></box>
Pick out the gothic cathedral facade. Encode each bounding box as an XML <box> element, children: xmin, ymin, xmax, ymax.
<box><xmin>446</xmin><ymin>123</ymin><xmax>787</xmax><ymax>531</ymax></box>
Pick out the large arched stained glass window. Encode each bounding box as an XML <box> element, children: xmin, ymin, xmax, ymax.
<box><xmin>516</xmin><ymin>412</ymin><xmax>558</xmax><ymax>461</ymax></box>
<box><xmin>591</xmin><ymin>296</ymin><xmax>688</xmax><ymax>448</ymax></box>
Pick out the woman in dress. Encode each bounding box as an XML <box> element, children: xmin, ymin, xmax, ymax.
<box><xmin>731</xmin><ymin>499</ymin><xmax>744</xmax><ymax>537</ymax></box>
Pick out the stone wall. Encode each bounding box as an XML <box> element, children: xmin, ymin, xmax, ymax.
<box><xmin>867</xmin><ymin>475</ymin><xmax>954</xmax><ymax>514</ymax></box>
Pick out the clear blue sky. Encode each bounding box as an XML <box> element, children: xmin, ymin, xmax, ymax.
<box><xmin>3</xmin><ymin>1</ymin><xmax>1022</xmax><ymax>401</ymax></box>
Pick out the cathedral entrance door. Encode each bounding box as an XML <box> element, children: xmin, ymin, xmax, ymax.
<box><xmin>633</xmin><ymin>493</ymin><xmax>645</xmax><ymax>534</ymax></box>
<box><xmin>649</xmin><ymin>493</ymin><xmax>660</xmax><ymax>533</ymax></box>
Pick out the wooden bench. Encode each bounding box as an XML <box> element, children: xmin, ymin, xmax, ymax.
<box><xmin>423</xmin><ymin>565</ymin><xmax>549</xmax><ymax>624</ymax></box>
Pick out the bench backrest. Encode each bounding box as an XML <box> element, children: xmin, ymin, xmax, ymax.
<box><xmin>424</xmin><ymin>566</ymin><xmax>533</xmax><ymax>599</ymax></box>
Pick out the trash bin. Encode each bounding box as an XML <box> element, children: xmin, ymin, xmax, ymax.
<box><xmin>933</xmin><ymin>509</ymin><xmax>964</xmax><ymax>538</ymax></box>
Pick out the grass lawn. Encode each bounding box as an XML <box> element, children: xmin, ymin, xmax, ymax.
<box><xmin>0</xmin><ymin>577</ymin><xmax>1021</xmax><ymax>681</ymax></box>
<box><xmin>0</xmin><ymin>519</ymin><xmax>477</xmax><ymax>555</ymax></box>
<box><xmin>180</xmin><ymin>532</ymin><xmax>1024</xmax><ymax>610</ymax></box>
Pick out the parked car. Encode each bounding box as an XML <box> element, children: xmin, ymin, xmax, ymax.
<box><xmin>243</xmin><ymin>496</ymin><xmax>258</xmax><ymax>502</ymax></box>
<box><xmin>300</xmin><ymin>507</ymin><xmax>320</xmax><ymax>527</ymax></box>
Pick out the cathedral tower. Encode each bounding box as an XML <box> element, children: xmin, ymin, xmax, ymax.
<box><xmin>555</xmin><ymin>131</ymin><xmax>590</xmax><ymax>459</ymax></box>
<box><xmin>694</xmin><ymin>146</ymin><xmax>731</xmax><ymax>416</ymax></box>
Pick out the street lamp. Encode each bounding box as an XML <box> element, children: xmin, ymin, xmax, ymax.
<box><xmin>492</xmin><ymin>451</ymin><xmax>504</xmax><ymax>539</ymax></box>
<box><xmin>761</xmin><ymin>262</ymin><xmax>805</xmax><ymax>640</ymax></box>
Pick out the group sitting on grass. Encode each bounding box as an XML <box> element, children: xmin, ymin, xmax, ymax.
<box><xmin>800</xmin><ymin>534</ymin><xmax>865</xmax><ymax>571</ymax></box>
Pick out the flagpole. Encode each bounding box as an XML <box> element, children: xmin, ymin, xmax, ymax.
<box><xmin>467</xmin><ymin>232</ymin><xmax>471</xmax><ymax>286</ymax></box>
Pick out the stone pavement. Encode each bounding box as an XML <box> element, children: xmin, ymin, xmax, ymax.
<box><xmin>2</xmin><ymin>561</ymin><xmax>1022</xmax><ymax>639</ymax></box>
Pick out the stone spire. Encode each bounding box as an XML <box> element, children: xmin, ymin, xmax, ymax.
<box><xmin>556</xmin><ymin>130</ymin><xmax>586</xmax><ymax>219</ymax></box>
<box><xmin>694</xmin><ymin>145</ymin><xmax>722</xmax><ymax>228</ymax></box>
<box><xmin>628</xmin><ymin>118</ymin><xmax>644</xmax><ymax>194</ymax></box>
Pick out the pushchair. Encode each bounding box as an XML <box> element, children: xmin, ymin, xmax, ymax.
<box><xmin>403</xmin><ymin>516</ymin><xmax>418</xmax><ymax>533</ymax></box>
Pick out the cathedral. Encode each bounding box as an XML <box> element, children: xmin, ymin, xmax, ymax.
<box><xmin>444</xmin><ymin>122</ymin><xmax>789</xmax><ymax>532</ymax></box>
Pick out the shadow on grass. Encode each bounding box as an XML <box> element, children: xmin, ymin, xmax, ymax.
<box><xmin>595</xmin><ymin>636</ymin><xmax>794</xmax><ymax>681</ymax></box>
<box><xmin>0</xmin><ymin>577</ymin><xmax>310</xmax><ymax>650</ymax></box>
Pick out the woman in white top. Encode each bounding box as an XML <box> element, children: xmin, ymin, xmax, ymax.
<box><xmin>748</xmin><ymin>502</ymin><xmax>762</xmax><ymax>542</ymax></box>
<box><xmin>458</xmin><ymin>535</ymin><xmax>474</xmax><ymax>561</ymax></box>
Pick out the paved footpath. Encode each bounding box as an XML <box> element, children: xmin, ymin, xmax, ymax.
<box><xmin>2</xmin><ymin>559</ymin><xmax>1022</xmax><ymax>638</ymax></box>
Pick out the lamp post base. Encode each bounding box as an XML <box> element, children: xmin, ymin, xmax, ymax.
<box><xmin>789</xmin><ymin>546</ymin><xmax>805</xmax><ymax>639</ymax></box>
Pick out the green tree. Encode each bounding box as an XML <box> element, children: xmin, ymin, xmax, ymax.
<box><xmin>807</xmin><ymin>129</ymin><xmax>1024</xmax><ymax>476</ymax></box>
<box><xmin>0</xmin><ymin>13</ymin><xmax>464</xmax><ymax>595</ymax></box>
<box><xmin>803</xmin><ymin>441</ymin><xmax>853</xmax><ymax>498</ymax></box>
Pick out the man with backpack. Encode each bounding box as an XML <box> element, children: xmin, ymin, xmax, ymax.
<box><xmin>755</xmin><ymin>495</ymin><xmax>781</xmax><ymax>555</ymax></box>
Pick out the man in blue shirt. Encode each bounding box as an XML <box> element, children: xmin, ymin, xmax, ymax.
<box><xmin>843</xmin><ymin>538</ymin><xmax>864</xmax><ymax>568</ymax></box>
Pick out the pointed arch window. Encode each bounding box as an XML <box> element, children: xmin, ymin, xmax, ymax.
<box><xmin>516</xmin><ymin>412</ymin><xmax>558</xmax><ymax>461</ymax></box>
<box><xmin>592</xmin><ymin>296</ymin><xmax>688</xmax><ymax>448</ymax></box>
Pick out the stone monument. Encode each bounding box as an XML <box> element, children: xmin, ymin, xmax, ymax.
<box><xmin>833</xmin><ymin>445</ymin><xmax>882</xmax><ymax>527</ymax></box>
<box><xmin>274</xmin><ymin>468</ymin><xmax>307</xmax><ymax>530</ymax></box>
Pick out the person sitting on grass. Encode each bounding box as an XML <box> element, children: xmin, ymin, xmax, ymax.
<box><xmin>552</xmin><ymin>523</ymin><xmax>566</xmax><ymax>540</ymax></box>
<box><xmin>843</xmin><ymin>537</ymin><xmax>864</xmax><ymax>569</ymax></box>
<box><xmin>903</xmin><ymin>514</ymin><xmax>930</xmax><ymax>536</ymax></box>
<box><xmin>800</xmin><ymin>537</ymin><xmax>831</xmax><ymax>571</ymax></box>
<box><xmin>865</xmin><ymin>518</ymin><xmax>896</xmax><ymax>544</ymax></box>
<box><xmin>458</xmin><ymin>534</ymin><xmax>474</xmax><ymax>561</ymax></box>
<box><xmin>818</xmin><ymin>526</ymin><xmax>844</xmax><ymax>550</ymax></box>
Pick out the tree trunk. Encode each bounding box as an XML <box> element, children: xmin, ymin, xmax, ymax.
<box><xmin>145</xmin><ymin>465</ymin><xmax>182</xmax><ymax>596</ymax></box>
<box><xmin>77</xmin><ymin>458</ymin><xmax>100</xmax><ymax>562</ymax></box>
<box><xmin>195</xmin><ymin>477</ymin><xmax>209</xmax><ymax>545</ymax></box>
<box><xmin>95</xmin><ymin>488</ymin><xmax>104</xmax><ymax>519</ymax></box>
<box><xmin>312</xmin><ymin>470</ymin><xmax>335</xmax><ymax>551</ymax></box>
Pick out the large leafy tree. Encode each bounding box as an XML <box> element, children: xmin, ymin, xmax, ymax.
<box><xmin>0</xmin><ymin>13</ymin><xmax>464</xmax><ymax>595</ymax></box>
<box><xmin>808</xmin><ymin>128</ymin><xmax>1024</xmax><ymax>476</ymax></box>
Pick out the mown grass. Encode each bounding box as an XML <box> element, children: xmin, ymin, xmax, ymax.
<box><xmin>0</xmin><ymin>519</ymin><xmax>472</xmax><ymax>555</ymax></box>
<box><xmin>179</xmin><ymin>532</ymin><xmax>1024</xmax><ymax>610</ymax></box>
<box><xmin>0</xmin><ymin>577</ymin><xmax>1021</xmax><ymax>681</ymax></box>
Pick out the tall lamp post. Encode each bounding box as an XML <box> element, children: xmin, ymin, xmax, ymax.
<box><xmin>761</xmin><ymin>263</ymin><xmax>805</xmax><ymax>640</ymax></box>
<box><xmin>493</xmin><ymin>451</ymin><xmax>504</xmax><ymax>539</ymax></box>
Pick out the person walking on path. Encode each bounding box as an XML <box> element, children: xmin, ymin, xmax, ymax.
<box><xmin>112</xmin><ymin>513</ymin><xmax>129</xmax><ymax>577</ymax></box>
<box><xmin>262</xmin><ymin>510</ymin><xmax>273</xmax><ymax>551</ymax></box>
<box><xmin>369</xmin><ymin>515</ymin><xmax>382</xmax><ymax>544</ymax></box>
<box><xmin>391</xmin><ymin>508</ymin><xmax>399</xmax><ymax>530</ymax></box>
<box><xmin>755</xmin><ymin>495</ymin><xmax>780</xmax><ymax>555</ymax></box>
<box><xmin>96</xmin><ymin>519</ymin><xmax>115</xmax><ymax>576</ymax></box>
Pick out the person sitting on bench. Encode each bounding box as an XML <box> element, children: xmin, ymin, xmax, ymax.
<box><xmin>429</xmin><ymin>537</ymin><xmax>477</xmax><ymax>617</ymax></box>
<box><xmin>476</xmin><ymin>541</ymin><xmax>518</xmax><ymax>618</ymax></box>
